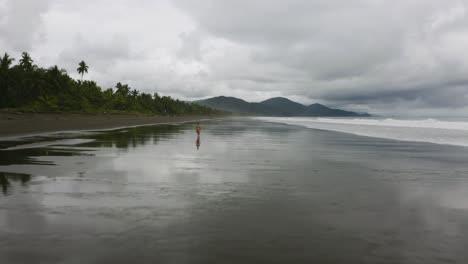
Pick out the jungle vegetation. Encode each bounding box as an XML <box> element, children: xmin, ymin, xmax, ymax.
<box><xmin>0</xmin><ymin>52</ymin><xmax>218</xmax><ymax>115</ymax></box>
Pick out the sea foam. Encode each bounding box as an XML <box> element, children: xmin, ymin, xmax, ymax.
<box><xmin>254</xmin><ymin>117</ymin><xmax>468</xmax><ymax>147</ymax></box>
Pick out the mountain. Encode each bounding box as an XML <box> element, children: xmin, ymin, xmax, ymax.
<box><xmin>194</xmin><ymin>96</ymin><xmax>276</xmax><ymax>115</ymax></box>
<box><xmin>195</xmin><ymin>96</ymin><xmax>370</xmax><ymax>117</ymax></box>
<box><xmin>260</xmin><ymin>97</ymin><xmax>309</xmax><ymax>116</ymax></box>
<box><xmin>306</xmin><ymin>103</ymin><xmax>369</xmax><ymax>117</ymax></box>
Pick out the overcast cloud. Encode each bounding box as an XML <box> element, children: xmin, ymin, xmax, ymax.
<box><xmin>1</xmin><ymin>0</ymin><xmax>468</xmax><ymax>116</ymax></box>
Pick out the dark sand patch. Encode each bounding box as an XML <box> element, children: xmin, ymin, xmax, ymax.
<box><xmin>0</xmin><ymin>111</ymin><xmax>219</xmax><ymax>138</ymax></box>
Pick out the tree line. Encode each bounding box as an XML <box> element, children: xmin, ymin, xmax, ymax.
<box><xmin>0</xmin><ymin>52</ymin><xmax>218</xmax><ymax>115</ymax></box>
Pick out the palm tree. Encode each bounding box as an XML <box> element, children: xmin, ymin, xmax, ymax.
<box><xmin>19</xmin><ymin>52</ymin><xmax>33</xmax><ymax>70</ymax></box>
<box><xmin>115</xmin><ymin>82</ymin><xmax>130</xmax><ymax>96</ymax></box>
<box><xmin>0</xmin><ymin>53</ymin><xmax>15</xmax><ymax>71</ymax></box>
<box><xmin>77</xmin><ymin>60</ymin><xmax>89</xmax><ymax>81</ymax></box>
<box><xmin>130</xmin><ymin>89</ymin><xmax>139</xmax><ymax>98</ymax></box>
<box><xmin>0</xmin><ymin>53</ymin><xmax>15</xmax><ymax>107</ymax></box>
<box><xmin>47</xmin><ymin>65</ymin><xmax>67</xmax><ymax>93</ymax></box>
<box><xmin>48</xmin><ymin>65</ymin><xmax>67</xmax><ymax>76</ymax></box>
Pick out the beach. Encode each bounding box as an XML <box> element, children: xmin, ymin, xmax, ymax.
<box><xmin>0</xmin><ymin>111</ymin><xmax>218</xmax><ymax>138</ymax></box>
<box><xmin>2</xmin><ymin>117</ymin><xmax>468</xmax><ymax>263</ymax></box>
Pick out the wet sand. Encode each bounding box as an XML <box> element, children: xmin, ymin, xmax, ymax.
<box><xmin>2</xmin><ymin>118</ymin><xmax>468</xmax><ymax>263</ymax></box>
<box><xmin>0</xmin><ymin>111</ymin><xmax>217</xmax><ymax>138</ymax></box>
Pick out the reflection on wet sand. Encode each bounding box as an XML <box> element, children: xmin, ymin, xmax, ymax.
<box><xmin>0</xmin><ymin>172</ymin><xmax>31</xmax><ymax>196</ymax></box>
<box><xmin>196</xmin><ymin>123</ymin><xmax>202</xmax><ymax>150</ymax></box>
<box><xmin>0</xmin><ymin>124</ymin><xmax>186</xmax><ymax>167</ymax></box>
<box><xmin>1</xmin><ymin>119</ymin><xmax>468</xmax><ymax>263</ymax></box>
<box><xmin>196</xmin><ymin>135</ymin><xmax>201</xmax><ymax>150</ymax></box>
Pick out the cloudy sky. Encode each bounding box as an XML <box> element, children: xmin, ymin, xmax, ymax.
<box><xmin>1</xmin><ymin>0</ymin><xmax>468</xmax><ymax>116</ymax></box>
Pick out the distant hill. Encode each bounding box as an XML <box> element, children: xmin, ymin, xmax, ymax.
<box><xmin>260</xmin><ymin>97</ymin><xmax>309</xmax><ymax>116</ymax></box>
<box><xmin>195</xmin><ymin>96</ymin><xmax>371</xmax><ymax>117</ymax></box>
<box><xmin>306</xmin><ymin>103</ymin><xmax>369</xmax><ymax>117</ymax></box>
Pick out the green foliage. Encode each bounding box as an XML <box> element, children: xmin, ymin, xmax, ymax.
<box><xmin>0</xmin><ymin>51</ymin><xmax>218</xmax><ymax>115</ymax></box>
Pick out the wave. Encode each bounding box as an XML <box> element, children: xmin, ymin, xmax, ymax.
<box><xmin>311</xmin><ymin>118</ymin><xmax>468</xmax><ymax>131</ymax></box>
<box><xmin>254</xmin><ymin>117</ymin><xmax>468</xmax><ymax>147</ymax></box>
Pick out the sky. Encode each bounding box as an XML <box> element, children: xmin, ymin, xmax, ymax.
<box><xmin>1</xmin><ymin>0</ymin><xmax>468</xmax><ymax>116</ymax></box>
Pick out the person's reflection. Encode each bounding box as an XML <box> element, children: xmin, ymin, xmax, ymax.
<box><xmin>196</xmin><ymin>135</ymin><xmax>201</xmax><ymax>150</ymax></box>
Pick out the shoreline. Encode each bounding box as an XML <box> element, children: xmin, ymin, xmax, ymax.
<box><xmin>0</xmin><ymin>111</ymin><xmax>221</xmax><ymax>139</ymax></box>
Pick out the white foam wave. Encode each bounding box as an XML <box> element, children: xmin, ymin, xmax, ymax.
<box><xmin>254</xmin><ymin>117</ymin><xmax>468</xmax><ymax>147</ymax></box>
<box><xmin>312</xmin><ymin>118</ymin><xmax>468</xmax><ymax>131</ymax></box>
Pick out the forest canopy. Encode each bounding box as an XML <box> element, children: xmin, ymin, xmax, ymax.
<box><xmin>0</xmin><ymin>52</ymin><xmax>218</xmax><ymax>115</ymax></box>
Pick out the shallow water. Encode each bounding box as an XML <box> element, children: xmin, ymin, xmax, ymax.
<box><xmin>1</xmin><ymin>118</ymin><xmax>468</xmax><ymax>263</ymax></box>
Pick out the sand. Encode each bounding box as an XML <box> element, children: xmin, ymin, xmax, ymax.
<box><xmin>2</xmin><ymin>118</ymin><xmax>468</xmax><ymax>263</ymax></box>
<box><xmin>0</xmin><ymin>111</ymin><xmax>218</xmax><ymax>138</ymax></box>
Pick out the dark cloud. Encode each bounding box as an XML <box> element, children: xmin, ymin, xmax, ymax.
<box><xmin>1</xmin><ymin>0</ymin><xmax>468</xmax><ymax>115</ymax></box>
<box><xmin>173</xmin><ymin>0</ymin><xmax>468</xmax><ymax>114</ymax></box>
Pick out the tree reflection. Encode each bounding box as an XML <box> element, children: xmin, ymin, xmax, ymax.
<box><xmin>0</xmin><ymin>124</ymin><xmax>187</xmax><ymax>167</ymax></box>
<box><xmin>78</xmin><ymin>124</ymin><xmax>186</xmax><ymax>149</ymax></box>
<box><xmin>0</xmin><ymin>172</ymin><xmax>31</xmax><ymax>196</ymax></box>
<box><xmin>0</xmin><ymin>148</ymin><xmax>90</xmax><ymax>166</ymax></box>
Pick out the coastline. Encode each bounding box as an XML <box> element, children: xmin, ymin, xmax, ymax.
<box><xmin>0</xmin><ymin>111</ymin><xmax>221</xmax><ymax>138</ymax></box>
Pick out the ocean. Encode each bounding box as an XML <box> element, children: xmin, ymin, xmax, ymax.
<box><xmin>255</xmin><ymin>116</ymin><xmax>468</xmax><ymax>147</ymax></box>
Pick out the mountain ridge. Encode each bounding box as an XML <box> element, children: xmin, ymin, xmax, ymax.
<box><xmin>195</xmin><ymin>96</ymin><xmax>371</xmax><ymax>117</ymax></box>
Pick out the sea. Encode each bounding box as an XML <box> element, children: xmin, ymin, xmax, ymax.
<box><xmin>255</xmin><ymin>116</ymin><xmax>468</xmax><ymax>147</ymax></box>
